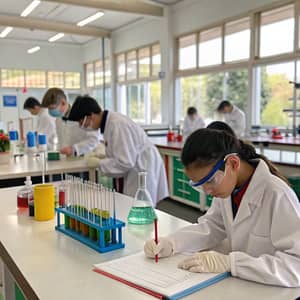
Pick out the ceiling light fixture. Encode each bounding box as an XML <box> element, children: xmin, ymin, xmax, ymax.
<box><xmin>0</xmin><ymin>27</ymin><xmax>13</xmax><ymax>38</ymax></box>
<box><xmin>21</xmin><ymin>0</ymin><xmax>41</xmax><ymax>17</ymax></box>
<box><xmin>48</xmin><ymin>32</ymin><xmax>65</xmax><ymax>42</ymax></box>
<box><xmin>27</xmin><ymin>46</ymin><xmax>40</xmax><ymax>54</ymax></box>
<box><xmin>77</xmin><ymin>12</ymin><xmax>104</xmax><ymax>27</ymax></box>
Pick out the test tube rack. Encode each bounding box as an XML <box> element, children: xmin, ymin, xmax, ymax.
<box><xmin>55</xmin><ymin>206</ymin><xmax>125</xmax><ymax>253</ymax></box>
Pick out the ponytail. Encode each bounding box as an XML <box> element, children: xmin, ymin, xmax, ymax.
<box><xmin>238</xmin><ymin>140</ymin><xmax>289</xmax><ymax>185</ymax></box>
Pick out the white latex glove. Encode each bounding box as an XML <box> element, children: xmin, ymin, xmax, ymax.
<box><xmin>86</xmin><ymin>157</ymin><xmax>101</xmax><ymax>168</ymax></box>
<box><xmin>93</xmin><ymin>144</ymin><xmax>106</xmax><ymax>159</ymax></box>
<box><xmin>144</xmin><ymin>237</ymin><xmax>174</xmax><ymax>259</ymax></box>
<box><xmin>178</xmin><ymin>251</ymin><xmax>230</xmax><ymax>273</ymax></box>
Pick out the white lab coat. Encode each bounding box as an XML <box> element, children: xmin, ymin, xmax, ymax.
<box><xmin>168</xmin><ymin>159</ymin><xmax>300</xmax><ymax>287</ymax></box>
<box><xmin>56</xmin><ymin>118</ymin><xmax>99</xmax><ymax>156</ymax></box>
<box><xmin>99</xmin><ymin>111</ymin><xmax>168</xmax><ymax>205</ymax></box>
<box><xmin>36</xmin><ymin>108</ymin><xmax>57</xmax><ymax>150</ymax></box>
<box><xmin>224</xmin><ymin>105</ymin><xmax>246</xmax><ymax>137</ymax></box>
<box><xmin>183</xmin><ymin>115</ymin><xmax>205</xmax><ymax>138</ymax></box>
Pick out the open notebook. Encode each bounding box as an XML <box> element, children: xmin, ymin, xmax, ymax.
<box><xmin>93</xmin><ymin>252</ymin><xmax>229</xmax><ymax>300</ymax></box>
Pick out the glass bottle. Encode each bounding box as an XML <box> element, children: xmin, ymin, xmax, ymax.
<box><xmin>127</xmin><ymin>172</ymin><xmax>157</xmax><ymax>224</ymax></box>
<box><xmin>17</xmin><ymin>176</ymin><xmax>33</xmax><ymax>209</ymax></box>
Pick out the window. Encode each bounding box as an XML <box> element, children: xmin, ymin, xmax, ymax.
<box><xmin>178</xmin><ymin>34</ymin><xmax>197</xmax><ymax>70</ymax></box>
<box><xmin>1</xmin><ymin>69</ymin><xmax>24</xmax><ymax>87</ymax></box>
<box><xmin>119</xmin><ymin>81</ymin><xmax>162</xmax><ymax>124</ymax></box>
<box><xmin>117</xmin><ymin>54</ymin><xmax>126</xmax><ymax>83</ymax></box>
<box><xmin>126</xmin><ymin>50</ymin><xmax>137</xmax><ymax>81</ymax></box>
<box><xmin>255</xmin><ymin>62</ymin><xmax>294</xmax><ymax>127</ymax></box>
<box><xmin>151</xmin><ymin>44</ymin><xmax>161</xmax><ymax>77</ymax></box>
<box><xmin>91</xmin><ymin>87</ymin><xmax>112</xmax><ymax>110</ymax></box>
<box><xmin>48</xmin><ymin>71</ymin><xmax>64</xmax><ymax>88</ymax></box>
<box><xmin>138</xmin><ymin>47</ymin><xmax>150</xmax><ymax>78</ymax></box>
<box><xmin>86</xmin><ymin>63</ymin><xmax>94</xmax><ymax>87</ymax></box>
<box><xmin>25</xmin><ymin>70</ymin><xmax>46</xmax><ymax>88</ymax></box>
<box><xmin>225</xmin><ymin>17</ymin><xmax>250</xmax><ymax>62</ymax></box>
<box><xmin>65</xmin><ymin>72</ymin><xmax>80</xmax><ymax>89</ymax></box>
<box><xmin>177</xmin><ymin>69</ymin><xmax>248</xmax><ymax>123</ymax></box>
<box><xmin>199</xmin><ymin>27</ymin><xmax>222</xmax><ymax>67</ymax></box>
<box><xmin>105</xmin><ymin>58</ymin><xmax>111</xmax><ymax>85</ymax></box>
<box><xmin>260</xmin><ymin>5</ymin><xmax>294</xmax><ymax>57</ymax></box>
<box><xmin>95</xmin><ymin>60</ymin><xmax>103</xmax><ymax>86</ymax></box>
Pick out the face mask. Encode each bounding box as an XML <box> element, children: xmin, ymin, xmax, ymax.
<box><xmin>49</xmin><ymin>108</ymin><xmax>64</xmax><ymax>118</ymax></box>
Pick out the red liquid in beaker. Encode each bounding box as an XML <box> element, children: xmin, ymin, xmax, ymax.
<box><xmin>17</xmin><ymin>195</ymin><xmax>32</xmax><ymax>208</ymax></box>
<box><xmin>59</xmin><ymin>191</ymin><xmax>65</xmax><ymax>207</ymax></box>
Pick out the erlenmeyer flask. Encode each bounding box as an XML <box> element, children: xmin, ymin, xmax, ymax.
<box><xmin>127</xmin><ymin>172</ymin><xmax>157</xmax><ymax>224</ymax></box>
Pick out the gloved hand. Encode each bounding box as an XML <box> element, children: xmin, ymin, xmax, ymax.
<box><xmin>144</xmin><ymin>237</ymin><xmax>174</xmax><ymax>259</ymax></box>
<box><xmin>86</xmin><ymin>156</ymin><xmax>101</xmax><ymax>168</ymax></box>
<box><xmin>178</xmin><ymin>251</ymin><xmax>230</xmax><ymax>273</ymax></box>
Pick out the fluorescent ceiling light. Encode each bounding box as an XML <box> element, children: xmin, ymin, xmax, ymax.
<box><xmin>48</xmin><ymin>33</ymin><xmax>65</xmax><ymax>42</ymax></box>
<box><xmin>21</xmin><ymin>0</ymin><xmax>41</xmax><ymax>17</ymax></box>
<box><xmin>77</xmin><ymin>12</ymin><xmax>104</xmax><ymax>27</ymax></box>
<box><xmin>0</xmin><ymin>27</ymin><xmax>13</xmax><ymax>38</ymax></box>
<box><xmin>27</xmin><ymin>46</ymin><xmax>40</xmax><ymax>54</ymax></box>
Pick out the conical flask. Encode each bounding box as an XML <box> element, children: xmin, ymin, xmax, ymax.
<box><xmin>127</xmin><ymin>172</ymin><xmax>157</xmax><ymax>224</ymax></box>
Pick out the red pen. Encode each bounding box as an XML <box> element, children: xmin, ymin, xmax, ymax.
<box><xmin>154</xmin><ymin>218</ymin><xmax>158</xmax><ymax>263</ymax></box>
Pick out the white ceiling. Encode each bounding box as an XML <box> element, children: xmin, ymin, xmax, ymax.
<box><xmin>0</xmin><ymin>0</ymin><xmax>171</xmax><ymax>45</ymax></box>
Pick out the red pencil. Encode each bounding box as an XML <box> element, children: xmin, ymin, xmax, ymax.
<box><xmin>154</xmin><ymin>218</ymin><xmax>158</xmax><ymax>263</ymax></box>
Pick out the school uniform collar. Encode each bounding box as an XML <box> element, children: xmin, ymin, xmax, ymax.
<box><xmin>100</xmin><ymin>110</ymin><xmax>109</xmax><ymax>134</ymax></box>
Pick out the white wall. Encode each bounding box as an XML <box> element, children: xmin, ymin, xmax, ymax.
<box><xmin>82</xmin><ymin>38</ymin><xmax>110</xmax><ymax>64</ymax></box>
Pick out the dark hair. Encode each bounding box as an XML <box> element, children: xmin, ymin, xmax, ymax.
<box><xmin>217</xmin><ymin>100</ymin><xmax>231</xmax><ymax>112</ymax></box>
<box><xmin>68</xmin><ymin>95</ymin><xmax>102</xmax><ymax>121</ymax></box>
<box><xmin>207</xmin><ymin>121</ymin><xmax>236</xmax><ymax>137</ymax></box>
<box><xmin>181</xmin><ymin>128</ymin><xmax>288</xmax><ymax>184</ymax></box>
<box><xmin>187</xmin><ymin>107</ymin><xmax>197</xmax><ymax>115</ymax></box>
<box><xmin>42</xmin><ymin>88</ymin><xmax>66</xmax><ymax>107</ymax></box>
<box><xmin>23</xmin><ymin>97</ymin><xmax>41</xmax><ymax>109</ymax></box>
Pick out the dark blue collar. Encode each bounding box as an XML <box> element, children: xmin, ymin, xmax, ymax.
<box><xmin>100</xmin><ymin>110</ymin><xmax>109</xmax><ymax>134</ymax></box>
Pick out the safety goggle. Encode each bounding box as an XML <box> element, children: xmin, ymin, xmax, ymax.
<box><xmin>80</xmin><ymin>116</ymin><xmax>89</xmax><ymax>129</ymax></box>
<box><xmin>189</xmin><ymin>153</ymin><xmax>238</xmax><ymax>192</ymax></box>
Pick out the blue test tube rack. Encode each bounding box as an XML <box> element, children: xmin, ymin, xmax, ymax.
<box><xmin>55</xmin><ymin>206</ymin><xmax>125</xmax><ymax>253</ymax></box>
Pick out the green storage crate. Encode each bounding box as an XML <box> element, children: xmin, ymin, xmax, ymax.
<box><xmin>288</xmin><ymin>176</ymin><xmax>300</xmax><ymax>200</ymax></box>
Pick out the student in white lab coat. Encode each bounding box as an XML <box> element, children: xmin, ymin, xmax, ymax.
<box><xmin>67</xmin><ymin>95</ymin><xmax>168</xmax><ymax>206</ymax></box>
<box><xmin>144</xmin><ymin>128</ymin><xmax>300</xmax><ymax>287</ymax></box>
<box><xmin>182</xmin><ymin>107</ymin><xmax>205</xmax><ymax>139</ymax></box>
<box><xmin>217</xmin><ymin>100</ymin><xmax>246</xmax><ymax>137</ymax></box>
<box><xmin>23</xmin><ymin>97</ymin><xmax>57</xmax><ymax>149</ymax></box>
<box><xmin>41</xmin><ymin>88</ymin><xmax>99</xmax><ymax>156</ymax></box>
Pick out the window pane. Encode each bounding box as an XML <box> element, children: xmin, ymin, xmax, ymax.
<box><xmin>65</xmin><ymin>72</ymin><xmax>80</xmax><ymax>89</ymax></box>
<box><xmin>138</xmin><ymin>47</ymin><xmax>150</xmax><ymax>78</ymax></box>
<box><xmin>117</xmin><ymin>54</ymin><xmax>125</xmax><ymax>82</ymax></box>
<box><xmin>151</xmin><ymin>44</ymin><xmax>161</xmax><ymax>77</ymax></box>
<box><xmin>95</xmin><ymin>60</ymin><xmax>103</xmax><ymax>86</ymax></box>
<box><xmin>199</xmin><ymin>27</ymin><xmax>222</xmax><ymax>67</ymax></box>
<box><xmin>1</xmin><ymin>69</ymin><xmax>24</xmax><ymax>87</ymax></box>
<box><xmin>256</xmin><ymin>62</ymin><xmax>294</xmax><ymax>127</ymax></box>
<box><xmin>150</xmin><ymin>81</ymin><xmax>162</xmax><ymax>124</ymax></box>
<box><xmin>260</xmin><ymin>5</ymin><xmax>294</xmax><ymax>57</ymax></box>
<box><xmin>86</xmin><ymin>63</ymin><xmax>94</xmax><ymax>87</ymax></box>
<box><xmin>25</xmin><ymin>70</ymin><xmax>46</xmax><ymax>88</ymax></box>
<box><xmin>225</xmin><ymin>17</ymin><xmax>250</xmax><ymax>62</ymax></box>
<box><xmin>105</xmin><ymin>58</ymin><xmax>111</xmax><ymax>85</ymax></box>
<box><xmin>127</xmin><ymin>50</ymin><xmax>137</xmax><ymax>81</ymax></box>
<box><xmin>178</xmin><ymin>34</ymin><xmax>197</xmax><ymax>70</ymax></box>
<box><xmin>91</xmin><ymin>87</ymin><xmax>112</xmax><ymax>110</ymax></box>
<box><xmin>126</xmin><ymin>84</ymin><xmax>145</xmax><ymax>123</ymax></box>
<box><xmin>48</xmin><ymin>71</ymin><xmax>64</xmax><ymax>88</ymax></box>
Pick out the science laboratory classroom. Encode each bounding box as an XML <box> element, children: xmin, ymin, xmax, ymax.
<box><xmin>1</xmin><ymin>0</ymin><xmax>300</xmax><ymax>299</ymax></box>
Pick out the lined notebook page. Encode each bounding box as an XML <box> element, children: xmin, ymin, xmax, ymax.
<box><xmin>94</xmin><ymin>251</ymin><xmax>223</xmax><ymax>298</ymax></box>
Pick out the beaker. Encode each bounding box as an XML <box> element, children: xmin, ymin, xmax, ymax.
<box><xmin>127</xmin><ymin>172</ymin><xmax>156</xmax><ymax>224</ymax></box>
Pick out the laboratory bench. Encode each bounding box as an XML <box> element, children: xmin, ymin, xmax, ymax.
<box><xmin>1</xmin><ymin>187</ymin><xmax>300</xmax><ymax>300</ymax></box>
<box><xmin>0</xmin><ymin>154</ymin><xmax>96</xmax><ymax>188</ymax></box>
<box><xmin>151</xmin><ymin>136</ymin><xmax>300</xmax><ymax>211</ymax></box>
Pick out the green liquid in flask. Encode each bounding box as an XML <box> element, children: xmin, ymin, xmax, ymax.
<box><xmin>127</xmin><ymin>206</ymin><xmax>156</xmax><ymax>224</ymax></box>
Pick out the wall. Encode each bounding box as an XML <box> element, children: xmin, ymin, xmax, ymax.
<box><xmin>82</xmin><ymin>38</ymin><xmax>110</xmax><ymax>64</ymax></box>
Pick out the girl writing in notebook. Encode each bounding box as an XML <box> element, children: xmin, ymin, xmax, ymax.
<box><xmin>144</xmin><ymin>128</ymin><xmax>300</xmax><ymax>287</ymax></box>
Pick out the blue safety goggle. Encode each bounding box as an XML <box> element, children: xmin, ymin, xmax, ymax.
<box><xmin>189</xmin><ymin>153</ymin><xmax>237</xmax><ymax>188</ymax></box>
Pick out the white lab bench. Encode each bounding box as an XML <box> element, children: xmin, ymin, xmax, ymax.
<box><xmin>0</xmin><ymin>187</ymin><xmax>299</xmax><ymax>300</ymax></box>
<box><xmin>0</xmin><ymin>154</ymin><xmax>96</xmax><ymax>183</ymax></box>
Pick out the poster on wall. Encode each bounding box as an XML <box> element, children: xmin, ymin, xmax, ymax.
<box><xmin>3</xmin><ymin>95</ymin><xmax>17</xmax><ymax>107</ymax></box>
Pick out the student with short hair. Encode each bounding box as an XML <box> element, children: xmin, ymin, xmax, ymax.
<box><xmin>182</xmin><ymin>106</ymin><xmax>205</xmax><ymax>139</ymax></box>
<box><xmin>23</xmin><ymin>97</ymin><xmax>57</xmax><ymax>149</ymax></box>
<box><xmin>144</xmin><ymin>128</ymin><xmax>300</xmax><ymax>287</ymax></box>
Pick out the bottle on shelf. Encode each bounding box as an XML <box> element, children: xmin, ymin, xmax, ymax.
<box><xmin>167</xmin><ymin>125</ymin><xmax>175</xmax><ymax>142</ymax></box>
<box><xmin>17</xmin><ymin>176</ymin><xmax>33</xmax><ymax>209</ymax></box>
<box><xmin>127</xmin><ymin>172</ymin><xmax>157</xmax><ymax>224</ymax></box>
<box><xmin>9</xmin><ymin>130</ymin><xmax>19</xmax><ymax>156</ymax></box>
